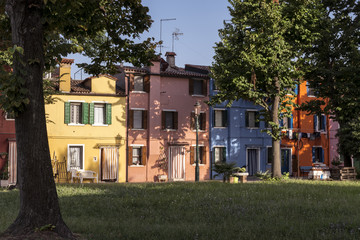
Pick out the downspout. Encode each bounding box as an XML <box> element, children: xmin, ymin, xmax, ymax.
<box><xmin>126</xmin><ymin>74</ymin><xmax>130</xmax><ymax>182</ymax></box>
<box><xmin>297</xmin><ymin>82</ymin><xmax>301</xmax><ymax>177</ymax></box>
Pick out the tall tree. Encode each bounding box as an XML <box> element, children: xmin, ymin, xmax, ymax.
<box><xmin>0</xmin><ymin>0</ymin><xmax>155</xmax><ymax>238</ymax></box>
<box><xmin>300</xmin><ymin>0</ymin><xmax>360</xmax><ymax>166</ymax></box>
<box><xmin>211</xmin><ymin>0</ymin><xmax>321</xmax><ymax>177</ymax></box>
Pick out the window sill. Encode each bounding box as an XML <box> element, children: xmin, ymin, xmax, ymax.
<box><xmin>130</xmin><ymin>165</ymin><xmax>145</xmax><ymax>167</ymax></box>
<box><xmin>5</xmin><ymin>119</ymin><xmax>15</xmax><ymax>121</ymax></box>
<box><xmin>192</xmin><ymin>130</ymin><xmax>206</xmax><ymax>132</ymax></box>
<box><xmin>191</xmin><ymin>94</ymin><xmax>206</xmax><ymax>97</ymax></box>
<box><xmin>92</xmin><ymin>124</ymin><xmax>109</xmax><ymax>127</ymax></box>
<box><xmin>307</xmin><ymin>95</ymin><xmax>316</xmax><ymax>98</ymax></box>
<box><xmin>191</xmin><ymin>164</ymin><xmax>205</xmax><ymax>166</ymax></box>
<box><xmin>131</xmin><ymin>91</ymin><xmax>147</xmax><ymax>94</ymax></box>
<box><xmin>67</xmin><ymin>123</ymin><xmax>85</xmax><ymax>126</ymax></box>
<box><xmin>213</xmin><ymin>126</ymin><xmax>227</xmax><ymax>129</ymax></box>
<box><xmin>163</xmin><ymin>129</ymin><xmax>177</xmax><ymax>132</ymax></box>
<box><xmin>247</xmin><ymin>127</ymin><xmax>259</xmax><ymax>129</ymax></box>
<box><xmin>131</xmin><ymin>128</ymin><xmax>146</xmax><ymax>131</ymax></box>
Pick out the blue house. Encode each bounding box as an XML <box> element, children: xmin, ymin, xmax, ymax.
<box><xmin>209</xmin><ymin>78</ymin><xmax>273</xmax><ymax>177</ymax></box>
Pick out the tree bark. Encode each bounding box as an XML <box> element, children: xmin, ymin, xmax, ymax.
<box><xmin>3</xmin><ymin>0</ymin><xmax>73</xmax><ymax>238</ymax></box>
<box><xmin>271</xmin><ymin>77</ymin><xmax>282</xmax><ymax>178</ymax></box>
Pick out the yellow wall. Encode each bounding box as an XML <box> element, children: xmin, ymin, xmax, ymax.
<box><xmin>59</xmin><ymin>63</ymin><xmax>71</xmax><ymax>92</ymax></box>
<box><xmin>45</xmin><ymin>94</ymin><xmax>127</xmax><ymax>182</ymax></box>
<box><xmin>90</xmin><ymin>75</ymin><xmax>117</xmax><ymax>94</ymax></box>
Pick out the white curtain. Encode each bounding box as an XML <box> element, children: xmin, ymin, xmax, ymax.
<box><xmin>169</xmin><ymin>147</ymin><xmax>185</xmax><ymax>180</ymax></box>
<box><xmin>69</xmin><ymin>146</ymin><xmax>82</xmax><ymax>169</ymax></box>
<box><xmin>102</xmin><ymin>147</ymin><xmax>118</xmax><ymax>180</ymax></box>
<box><xmin>8</xmin><ymin>141</ymin><xmax>17</xmax><ymax>185</ymax></box>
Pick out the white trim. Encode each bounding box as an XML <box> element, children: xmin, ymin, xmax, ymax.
<box><xmin>5</xmin><ymin>113</ymin><xmax>15</xmax><ymax>121</ymax></box>
<box><xmin>246</xmin><ymin>109</ymin><xmax>258</xmax><ymax>112</ymax></box>
<box><xmin>191</xmin><ymin>144</ymin><xmax>205</xmax><ymax>147</ymax></box>
<box><xmin>131</xmin><ymin>108</ymin><xmax>146</xmax><ymax>111</ymax></box>
<box><xmin>213</xmin><ymin>108</ymin><xmax>226</xmax><ymax>110</ymax></box>
<box><xmin>130</xmin><ymin>144</ymin><xmax>145</xmax><ymax>147</ymax></box>
<box><xmin>163</xmin><ymin>109</ymin><xmax>177</xmax><ymax>112</ymax></box>
<box><xmin>67</xmin><ymin>144</ymin><xmax>85</xmax><ymax>171</ymax></box>
<box><xmin>91</xmin><ymin>124</ymin><xmax>109</xmax><ymax>127</ymax></box>
<box><xmin>191</xmin><ymin>94</ymin><xmax>206</xmax><ymax>97</ymax></box>
<box><xmin>68</xmin><ymin>100</ymin><xmax>86</xmax><ymax>103</ymax></box>
<box><xmin>212</xmin><ymin>145</ymin><xmax>226</xmax><ymax>148</ymax></box>
<box><xmin>91</xmin><ymin>101</ymin><xmax>108</xmax><ymax>103</ymax></box>
<box><xmin>67</xmin><ymin>123</ymin><xmax>85</xmax><ymax>126</ymax></box>
<box><xmin>131</xmin><ymin>91</ymin><xmax>147</xmax><ymax>94</ymax></box>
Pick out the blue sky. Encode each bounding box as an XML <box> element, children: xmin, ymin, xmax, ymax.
<box><xmin>68</xmin><ymin>0</ymin><xmax>231</xmax><ymax>79</ymax></box>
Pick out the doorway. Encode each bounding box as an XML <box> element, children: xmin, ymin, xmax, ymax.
<box><xmin>168</xmin><ymin>146</ymin><xmax>186</xmax><ymax>181</ymax></box>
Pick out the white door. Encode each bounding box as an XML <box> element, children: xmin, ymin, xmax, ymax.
<box><xmin>168</xmin><ymin>146</ymin><xmax>185</xmax><ymax>181</ymax></box>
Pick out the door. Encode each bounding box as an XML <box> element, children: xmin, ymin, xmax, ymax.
<box><xmin>101</xmin><ymin>147</ymin><xmax>119</xmax><ymax>181</ymax></box>
<box><xmin>247</xmin><ymin>148</ymin><xmax>259</xmax><ymax>176</ymax></box>
<box><xmin>281</xmin><ymin>149</ymin><xmax>291</xmax><ymax>174</ymax></box>
<box><xmin>168</xmin><ymin>146</ymin><xmax>186</xmax><ymax>181</ymax></box>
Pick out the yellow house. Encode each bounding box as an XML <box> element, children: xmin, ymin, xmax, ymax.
<box><xmin>45</xmin><ymin>59</ymin><xmax>127</xmax><ymax>182</ymax></box>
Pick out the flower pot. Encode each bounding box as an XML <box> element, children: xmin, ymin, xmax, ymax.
<box><xmin>233</xmin><ymin>172</ymin><xmax>249</xmax><ymax>183</ymax></box>
<box><xmin>230</xmin><ymin>176</ymin><xmax>238</xmax><ymax>184</ymax></box>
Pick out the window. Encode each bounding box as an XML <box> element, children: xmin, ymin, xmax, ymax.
<box><xmin>90</xmin><ymin>103</ymin><xmax>112</xmax><ymax>125</ymax></box>
<box><xmin>280</xmin><ymin>115</ymin><xmax>293</xmax><ymax>129</ymax></box>
<box><xmin>314</xmin><ymin>114</ymin><xmax>326</xmax><ymax>132</ymax></box>
<box><xmin>213</xmin><ymin>147</ymin><xmax>226</xmax><ymax>164</ymax></box>
<box><xmin>130</xmin><ymin>110</ymin><xmax>147</xmax><ymax>129</ymax></box>
<box><xmin>94</xmin><ymin>104</ymin><xmax>105</xmax><ymax>125</ymax></box>
<box><xmin>5</xmin><ymin>111</ymin><xmax>15</xmax><ymax>120</ymax></box>
<box><xmin>162</xmin><ymin>111</ymin><xmax>178</xmax><ymax>130</ymax></box>
<box><xmin>307</xmin><ymin>83</ymin><xmax>316</xmax><ymax>97</ymax></box>
<box><xmin>246</xmin><ymin>111</ymin><xmax>259</xmax><ymax>128</ymax></box>
<box><xmin>213</xmin><ymin>109</ymin><xmax>227</xmax><ymax>127</ymax></box>
<box><xmin>64</xmin><ymin>102</ymin><xmax>87</xmax><ymax>125</ymax></box>
<box><xmin>191</xmin><ymin>112</ymin><xmax>206</xmax><ymax>131</ymax></box>
<box><xmin>64</xmin><ymin>102</ymin><xmax>112</xmax><ymax>125</ymax></box>
<box><xmin>189</xmin><ymin>79</ymin><xmax>207</xmax><ymax>96</ymax></box>
<box><xmin>68</xmin><ymin>145</ymin><xmax>84</xmax><ymax>170</ymax></box>
<box><xmin>190</xmin><ymin>146</ymin><xmax>207</xmax><ymax>164</ymax></box>
<box><xmin>128</xmin><ymin>146</ymin><xmax>147</xmax><ymax>165</ymax></box>
<box><xmin>267</xmin><ymin>147</ymin><xmax>273</xmax><ymax>164</ymax></box>
<box><xmin>312</xmin><ymin>147</ymin><xmax>324</xmax><ymax>162</ymax></box>
<box><xmin>129</xmin><ymin>74</ymin><xmax>149</xmax><ymax>92</ymax></box>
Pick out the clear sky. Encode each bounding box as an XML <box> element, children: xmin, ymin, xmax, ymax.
<box><xmin>68</xmin><ymin>0</ymin><xmax>231</xmax><ymax>79</ymax></box>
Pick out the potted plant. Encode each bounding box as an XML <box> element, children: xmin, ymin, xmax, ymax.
<box><xmin>232</xmin><ymin>167</ymin><xmax>249</xmax><ymax>183</ymax></box>
<box><xmin>0</xmin><ymin>152</ymin><xmax>7</xmax><ymax>171</ymax></box>
<box><xmin>0</xmin><ymin>161</ymin><xmax>9</xmax><ymax>187</ymax></box>
<box><xmin>213</xmin><ymin>162</ymin><xmax>247</xmax><ymax>183</ymax></box>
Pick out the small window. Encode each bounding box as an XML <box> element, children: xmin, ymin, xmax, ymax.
<box><xmin>134</xmin><ymin>75</ymin><xmax>144</xmax><ymax>91</ymax></box>
<box><xmin>246</xmin><ymin>111</ymin><xmax>259</xmax><ymax>128</ymax></box>
<box><xmin>191</xmin><ymin>112</ymin><xmax>206</xmax><ymax>131</ymax></box>
<box><xmin>5</xmin><ymin>111</ymin><xmax>15</xmax><ymax>120</ymax></box>
<box><xmin>68</xmin><ymin>145</ymin><xmax>84</xmax><ymax>170</ymax></box>
<box><xmin>312</xmin><ymin>147</ymin><xmax>324</xmax><ymax>162</ymax></box>
<box><xmin>128</xmin><ymin>146</ymin><xmax>147</xmax><ymax>166</ymax></box>
<box><xmin>189</xmin><ymin>79</ymin><xmax>207</xmax><ymax>96</ymax></box>
<box><xmin>280</xmin><ymin>116</ymin><xmax>293</xmax><ymax>129</ymax></box>
<box><xmin>130</xmin><ymin>110</ymin><xmax>147</xmax><ymax>130</ymax></box>
<box><xmin>214</xmin><ymin>110</ymin><xmax>227</xmax><ymax>127</ymax></box>
<box><xmin>70</xmin><ymin>102</ymin><xmax>83</xmax><ymax>124</ymax></box>
<box><xmin>307</xmin><ymin>83</ymin><xmax>316</xmax><ymax>97</ymax></box>
<box><xmin>190</xmin><ymin>146</ymin><xmax>207</xmax><ymax>164</ymax></box>
<box><xmin>94</xmin><ymin>104</ymin><xmax>106</xmax><ymax>125</ymax></box>
<box><xmin>267</xmin><ymin>147</ymin><xmax>273</xmax><ymax>164</ymax></box>
<box><xmin>314</xmin><ymin>114</ymin><xmax>326</xmax><ymax>132</ymax></box>
<box><xmin>214</xmin><ymin>147</ymin><xmax>226</xmax><ymax>164</ymax></box>
<box><xmin>162</xmin><ymin>111</ymin><xmax>178</xmax><ymax>130</ymax></box>
<box><xmin>193</xmin><ymin>79</ymin><xmax>203</xmax><ymax>95</ymax></box>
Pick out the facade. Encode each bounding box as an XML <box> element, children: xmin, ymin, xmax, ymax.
<box><xmin>209</xmin><ymin>79</ymin><xmax>272</xmax><ymax>177</ymax></box>
<box><xmin>121</xmin><ymin>52</ymin><xmax>211</xmax><ymax>182</ymax></box>
<box><xmin>329</xmin><ymin>118</ymin><xmax>340</xmax><ymax>167</ymax></box>
<box><xmin>0</xmin><ymin>109</ymin><xmax>16</xmax><ymax>184</ymax></box>
<box><xmin>281</xmin><ymin>80</ymin><xmax>331</xmax><ymax>176</ymax></box>
<box><xmin>45</xmin><ymin>59</ymin><xmax>127</xmax><ymax>183</ymax></box>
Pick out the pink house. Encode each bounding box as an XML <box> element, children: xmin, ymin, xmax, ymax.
<box><xmin>329</xmin><ymin>118</ymin><xmax>340</xmax><ymax>167</ymax></box>
<box><xmin>119</xmin><ymin>52</ymin><xmax>211</xmax><ymax>182</ymax></box>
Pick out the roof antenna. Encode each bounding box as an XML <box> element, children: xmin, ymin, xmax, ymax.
<box><xmin>160</xmin><ymin>18</ymin><xmax>176</xmax><ymax>55</ymax></box>
<box><xmin>172</xmin><ymin>28</ymin><xmax>183</xmax><ymax>52</ymax></box>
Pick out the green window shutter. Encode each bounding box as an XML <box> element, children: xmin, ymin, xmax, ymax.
<box><xmin>82</xmin><ymin>102</ymin><xmax>89</xmax><ymax>124</ymax></box>
<box><xmin>64</xmin><ymin>102</ymin><xmax>70</xmax><ymax>124</ymax></box>
<box><xmin>106</xmin><ymin>103</ymin><xmax>112</xmax><ymax>125</ymax></box>
<box><xmin>89</xmin><ymin>103</ymin><xmax>94</xmax><ymax>125</ymax></box>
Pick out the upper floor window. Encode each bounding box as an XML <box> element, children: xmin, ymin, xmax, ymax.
<box><xmin>189</xmin><ymin>79</ymin><xmax>207</xmax><ymax>96</ymax></box>
<box><xmin>267</xmin><ymin>147</ymin><xmax>273</xmax><ymax>164</ymax></box>
<box><xmin>64</xmin><ymin>102</ymin><xmax>112</xmax><ymax>125</ymax></box>
<box><xmin>314</xmin><ymin>114</ymin><xmax>326</xmax><ymax>132</ymax></box>
<box><xmin>213</xmin><ymin>109</ymin><xmax>227</xmax><ymax>127</ymax></box>
<box><xmin>214</xmin><ymin>147</ymin><xmax>226</xmax><ymax>164</ymax></box>
<box><xmin>191</xmin><ymin>112</ymin><xmax>206</xmax><ymax>131</ymax></box>
<box><xmin>94</xmin><ymin>104</ymin><xmax>106</xmax><ymax>125</ymax></box>
<box><xmin>280</xmin><ymin>115</ymin><xmax>293</xmax><ymax>129</ymax></box>
<box><xmin>312</xmin><ymin>147</ymin><xmax>324</xmax><ymax>162</ymax></box>
<box><xmin>64</xmin><ymin>102</ymin><xmax>86</xmax><ymax>125</ymax></box>
<box><xmin>162</xmin><ymin>110</ymin><xmax>178</xmax><ymax>130</ymax></box>
<box><xmin>307</xmin><ymin>83</ymin><xmax>316</xmax><ymax>97</ymax></box>
<box><xmin>129</xmin><ymin>74</ymin><xmax>149</xmax><ymax>92</ymax></box>
<box><xmin>246</xmin><ymin>110</ymin><xmax>259</xmax><ymax>128</ymax></box>
<box><xmin>5</xmin><ymin>111</ymin><xmax>15</xmax><ymax>120</ymax></box>
<box><xmin>130</xmin><ymin>109</ymin><xmax>147</xmax><ymax>129</ymax></box>
<box><xmin>190</xmin><ymin>146</ymin><xmax>207</xmax><ymax>164</ymax></box>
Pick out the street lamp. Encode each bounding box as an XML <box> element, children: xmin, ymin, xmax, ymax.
<box><xmin>194</xmin><ymin>101</ymin><xmax>201</xmax><ymax>182</ymax></box>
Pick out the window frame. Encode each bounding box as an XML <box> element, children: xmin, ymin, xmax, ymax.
<box><xmin>90</xmin><ymin>101</ymin><xmax>111</xmax><ymax>126</ymax></box>
<box><xmin>130</xmin><ymin>108</ymin><xmax>147</xmax><ymax>130</ymax></box>
<box><xmin>314</xmin><ymin>114</ymin><xmax>326</xmax><ymax>132</ymax></box>
<box><xmin>128</xmin><ymin>145</ymin><xmax>147</xmax><ymax>166</ymax></box>
<box><xmin>246</xmin><ymin>110</ymin><xmax>260</xmax><ymax>128</ymax></box>
<box><xmin>306</xmin><ymin>82</ymin><xmax>316</xmax><ymax>97</ymax></box>
<box><xmin>189</xmin><ymin>78</ymin><xmax>207</xmax><ymax>97</ymax></box>
<box><xmin>213</xmin><ymin>146</ymin><xmax>226</xmax><ymax>164</ymax></box>
<box><xmin>312</xmin><ymin>146</ymin><xmax>324</xmax><ymax>163</ymax></box>
<box><xmin>162</xmin><ymin>110</ymin><xmax>178</xmax><ymax>131</ymax></box>
<box><xmin>67</xmin><ymin>144</ymin><xmax>85</xmax><ymax>171</ymax></box>
<box><xmin>190</xmin><ymin>145</ymin><xmax>206</xmax><ymax>165</ymax></box>
<box><xmin>67</xmin><ymin>100</ymin><xmax>86</xmax><ymax>126</ymax></box>
<box><xmin>213</xmin><ymin>109</ymin><xmax>227</xmax><ymax>128</ymax></box>
<box><xmin>5</xmin><ymin>111</ymin><xmax>15</xmax><ymax>121</ymax></box>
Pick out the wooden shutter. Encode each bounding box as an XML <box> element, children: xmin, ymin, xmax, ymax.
<box><xmin>142</xmin><ymin>110</ymin><xmax>148</xmax><ymax>129</ymax></box>
<box><xmin>144</xmin><ymin>75</ymin><xmax>150</xmax><ymax>93</ymax></box>
<box><xmin>173</xmin><ymin>112</ymin><xmax>178</xmax><ymax>129</ymax></box>
<box><xmin>202</xmin><ymin>80</ymin><xmax>207</xmax><ymax>96</ymax></box>
<box><xmin>202</xmin><ymin>147</ymin><xmax>207</xmax><ymax>164</ymax></box>
<box><xmin>161</xmin><ymin>111</ymin><xmax>165</xmax><ymax>129</ymax></box>
<box><xmin>128</xmin><ymin>146</ymin><xmax>133</xmax><ymax>165</ymax></box>
<box><xmin>141</xmin><ymin>146</ymin><xmax>147</xmax><ymax>165</ymax></box>
<box><xmin>222</xmin><ymin>110</ymin><xmax>227</xmax><ymax>127</ymax></box>
<box><xmin>82</xmin><ymin>102</ymin><xmax>89</xmax><ymax>124</ymax></box>
<box><xmin>64</xmin><ymin>102</ymin><xmax>70</xmax><ymax>124</ymax></box>
<box><xmin>222</xmin><ymin>147</ymin><xmax>226</xmax><ymax>162</ymax></box>
<box><xmin>189</xmin><ymin>79</ymin><xmax>194</xmax><ymax>95</ymax></box>
<box><xmin>201</xmin><ymin>112</ymin><xmax>206</xmax><ymax>130</ymax></box>
<box><xmin>89</xmin><ymin>103</ymin><xmax>94</xmax><ymax>125</ymax></box>
<box><xmin>190</xmin><ymin>146</ymin><xmax>195</xmax><ymax>164</ymax></box>
<box><xmin>129</xmin><ymin>74</ymin><xmax>134</xmax><ymax>91</ymax></box>
<box><xmin>129</xmin><ymin>110</ymin><xmax>134</xmax><ymax>129</ymax></box>
<box><xmin>190</xmin><ymin>112</ymin><xmax>195</xmax><ymax>129</ymax></box>
<box><xmin>106</xmin><ymin>104</ymin><xmax>112</xmax><ymax>124</ymax></box>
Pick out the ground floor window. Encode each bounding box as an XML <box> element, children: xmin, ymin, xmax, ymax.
<box><xmin>128</xmin><ymin>146</ymin><xmax>147</xmax><ymax>166</ymax></box>
<box><xmin>213</xmin><ymin>147</ymin><xmax>226</xmax><ymax>164</ymax></box>
<box><xmin>190</xmin><ymin>146</ymin><xmax>207</xmax><ymax>164</ymax></box>
<box><xmin>68</xmin><ymin>145</ymin><xmax>84</xmax><ymax>170</ymax></box>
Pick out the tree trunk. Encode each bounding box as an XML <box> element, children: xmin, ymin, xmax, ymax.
<box><xmin>3</xmin><ymin>0</ymin><xmax>73</xmax><ymax>238</ymax></box>
<box><xmin>271</xmin><ymin>77</ymin><xmax>282</xmax><ymax>178</ymax></box>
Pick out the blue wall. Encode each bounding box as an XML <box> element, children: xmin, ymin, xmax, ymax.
<box><xmin>209</xmin><ymin>79</ymin><xmax>273</xmax><ymax>178</ymax></box>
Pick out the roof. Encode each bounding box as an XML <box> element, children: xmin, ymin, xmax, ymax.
<box><xmin>61</xmin><ymin>58</ymin><xmax>74</xmax><ymax>64</ymax></box>
<box><xmin>52</xmin><ymin>79</ymin><xmax>125</xmax><ymax>95</ymax></box>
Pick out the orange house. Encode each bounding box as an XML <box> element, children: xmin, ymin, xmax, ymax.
<box><xmin>280</xmin><ymin>80</ymin><xmax>330</xmax><ymax>176</ymax></box>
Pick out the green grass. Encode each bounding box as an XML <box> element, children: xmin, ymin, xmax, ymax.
<box><xmin>1</xmin><ymin>180</ymin><xmax>360</xmax><ymax>239</ymax></box>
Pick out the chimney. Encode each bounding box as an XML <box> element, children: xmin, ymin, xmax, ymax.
<box><xmin>59</xmin><ymin>58</ymin><xmax>74</xmax><ymax>92</ymax></box>
<box><xmin>165</xmin><ymin>52</ymin><xmax>176</xmax><ymax>68</ymax></box>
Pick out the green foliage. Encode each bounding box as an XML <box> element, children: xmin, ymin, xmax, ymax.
<box><xmin>0</xmin><ymin>161</ymin><xmax>9</xmax><ymax>180</ymax></box>
<box><xmin>211</xmin><ymin>0</ymin><xmax>322</xmax><ymax>141</ymax></box>
<box><xmin>300</xmin><ymin>0</ymin><xmax>360</xmax><ymax>163</ymax></box>
<box><xmin>35</xmin><ymin>224</ymin><xmax>55</xmax><ymax>232</ymax></box>
<box><xmin>256</xmin><ymin>170</ymin><xmax>290</xmax><ymax>181</ymax></box>
<box><xmin>213</xmin><ymin>162</ymin><xmax>244</xmax><ymax>182</ymax></box>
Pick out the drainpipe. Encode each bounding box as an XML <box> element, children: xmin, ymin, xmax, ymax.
<box><xmin>125</xmin><ymin>74</ymin><xmax>130</xmax><ymax>182</ymax></box>
<box><xmin>297</xmin><ymin>82</ymin><xmax>301</xmax><ymax>177</ymax></box>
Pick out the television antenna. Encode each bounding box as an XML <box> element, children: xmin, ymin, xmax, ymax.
<box><xmin>172</xmin><ymin>28</ymin><xmax>183</xmax><ymax>52</ymax></box>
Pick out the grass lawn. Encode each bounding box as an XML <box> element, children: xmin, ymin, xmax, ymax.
<box><xmin>1</xmin><ymin>180</ymin><xmax>360</xmax><ymax>239</ymax></box>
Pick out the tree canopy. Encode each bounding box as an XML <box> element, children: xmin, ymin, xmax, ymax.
<box><xmin>211</xmin><ymin>0</ymin><xmax>322</xmax><ymax>177</ymax></box>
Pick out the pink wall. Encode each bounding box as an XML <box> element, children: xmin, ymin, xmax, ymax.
<box><xmin>329</xmin><ymin>118</ymin><xmax>339</xmax><ymax>167</ymax></box>
<box><xmin>127</xmin><ymin>60</ymin><xmax>210</xmax><ymax>182</ymax></box>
